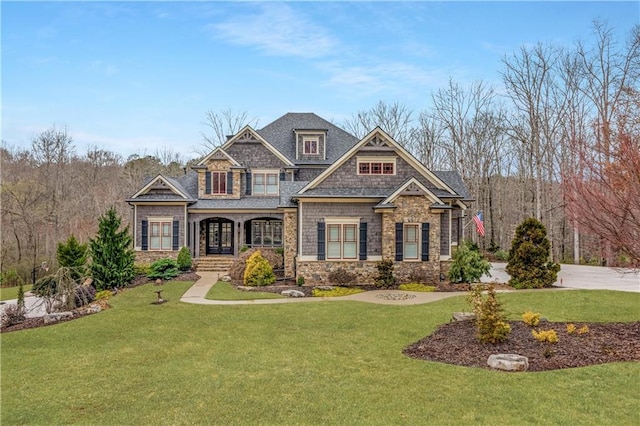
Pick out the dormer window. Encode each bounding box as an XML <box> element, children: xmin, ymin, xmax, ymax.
<box><xmin>295</xmin><ymin>130</ymin><xmax>326</xmax><ymax>160</ymax></box>
<box><xmin>303</xmin><ymin>136</ymin><xmax>319</xmax><ymax>155</ymax></box>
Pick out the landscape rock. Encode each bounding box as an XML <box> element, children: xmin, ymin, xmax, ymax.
<box><xmin>43</xmin><ymin>311</ymin><xmax>74</xmax><ymax>324</ymax></box>
<box><xmin>220</xmin><ymin>275</ymin><xmax>232</xmax><ymax>282</ymax></box>
<box><xmin>314</xmin><ymin>285</ymin><xmax>334</xmax><ymax>291</ymax></box>
<box><xmin>281</xmin><ymin>289</ymin><xmax>305</xmax><ymax>298</ymax></box>
<box><xmin>452</xmin><ymin>312</ymin><xmax>476</xmax><ymax>322</ymax></box>
<box><xmin>487</xmin><ymin>354</ymin><xmax>529</xmax><ymax>371</ymax></box>
<box><xmin>85</xmin><ymin>305</ymin><xmax>102</xmax><ymax>314</ymax></box>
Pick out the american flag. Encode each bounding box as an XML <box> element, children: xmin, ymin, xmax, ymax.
<box><xmin>473</xmin><ymin>212</ymin><xmax>485</xmax><ymax>237</ymax></box>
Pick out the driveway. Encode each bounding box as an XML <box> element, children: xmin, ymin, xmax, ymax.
<box><xmin>483</xmin><ymin>263</ymin><xmax>640</xmax><ymax>293</ymax></box>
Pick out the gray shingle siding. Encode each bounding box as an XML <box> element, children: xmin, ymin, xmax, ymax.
<box><xmin>300</xmin><ymin>202</ymin><xmax>381</xmax><ymax>257</ymax></box>
<box><xmin>136</xmin><ymin>205</ymin><xmax>185</xmax><ymax>250</ymax></box>
<box><xmin>226</xmin><ymin>142</ymin><xmax>287</xmax><ymax>170</ymax></box>
<box><xmin>440</xmin><ymin>210</ymin><xmax>450</xmax><ymax>256</ymax></box>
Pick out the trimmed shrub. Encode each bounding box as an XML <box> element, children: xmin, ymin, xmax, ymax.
<box><xmin>399</xmin><ymin>283</ymin><xmax>436</xmax><ymax>292</ymax></box>
<box><xmin>177</xmin><ymin>247</ymin><xmax>192</xmax><ymax>271</ymax></box>
<box><xmin>506</xmin><ymin>218</ymin><xmax>561</xmax><ymax>289</ymax></box>
<box><xmin>468</xmin><ymin>284</ymin><xmax>511</xmax><ymax>344</ymax></box>
<box><xmin>312</xmin><ymin>287</ymin><xmax>364</xmax><ymax>297</ymax></box>
<box><xmin>134</xmin><ymin>263</ymin><xmax>151</xmax><ymax>277</ymax></box>
<box><xmin>229</xmin><ymin>248</ymin><xmax>283</xmax><ymax>281</ymax></box>
<box><xmin>328</xmin><ymin>268</ymin><xmax>357</xmax><ymax>285</ymax></box>
<box><xmin>296</xmin><ymin>276</ymin><xmax>305</xmax><ymax>286</ymax></box>
<box><xmin>375</xmin><ymin>259</ymin><xmax>396</xmax><ymax>288</ymax></box>
<box><xmin>147</xmin><ymin>259</ymin><xmax>180</xmax><ymax>281</ymax></box>
<box><xmin>243</xmin><ymin>251</ymin><xmax>275</xmax><ymax>286</ymax></box>
<box><xmin>57</xmin><ymin>235</ymin><xmax>88</xmax><ymax>281</ymax></box>
<box><xmin>95</xmin><ymin>290</ymin><xmax>114</xmax><ymax>301</ymax></box>
<box><xmin>532</xmin><ymin>329</ymin><xmax>559</xmax><ymax>343</ymax></box>
<box><xmin>448</xmin><ymin>240</ymin><xmax>491</xmax><ymax>283</ymax></box>
<box><xmin>522</xmin><ymin>311</ymin><xmax>541</xmax><ymax>327</ymax></box>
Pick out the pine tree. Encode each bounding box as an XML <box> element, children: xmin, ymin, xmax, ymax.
<box><xmin>448</xmin><ymin>240</ymin><xmax>491</xmax><ymax>283</ymax></box>
<box><xmin>57</xmin><ymin>235</ymin><xmax>88</xmax><ymax>281</ymax></box>
<box><xmin>89</xmin><ymin>207</ymin><xmax>135</xmax><ymax>291</ymax></box>
<box><xmin>506</xmin><ymin>218</ymin><xmax>560</xmax><ymax>289</ymax></box>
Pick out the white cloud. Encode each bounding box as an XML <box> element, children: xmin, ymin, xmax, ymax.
<box><xmin>88</xmin><ymin>60</ymin><xmax>119</xmax><ymax>77</ymax></box>
<box><xmin>208</xmin><ymin>3</ymin><xmax>335</xmax><ymax>58</ymax></box>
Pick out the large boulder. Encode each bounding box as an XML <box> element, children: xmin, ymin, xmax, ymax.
<box><xmin>43</xmin><ymin>311</ymin><xmax>74</xmax><ymax>324</ymax></box>
<box><xmin>452</xmin><ymin>312</ymin><xmax>476</xmax><ymax>322</ymax></box>
<box><xmin>487</xmin><ymin>354</ymin><xmax>529</xmax><ymax>371</ymax></box>
<box><xmin>281</xmin><ymin>289</ymin><xmax>305</xmax><ymax>298</ymax></box>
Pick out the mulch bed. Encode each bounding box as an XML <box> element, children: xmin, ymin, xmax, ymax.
<box><xmin>404</xmin><ymin>319</ymin><xmax>640</xmax><ymax>371</ymax></box>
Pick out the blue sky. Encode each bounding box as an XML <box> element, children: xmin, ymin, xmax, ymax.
<box><xmin>2</xmin><ymin>1</ymin><xmax>638</xmax><ymax>159</ymax></box>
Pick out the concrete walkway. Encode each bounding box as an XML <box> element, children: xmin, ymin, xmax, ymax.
<box><xmin>180</xmin><ymin>272</ymin><xmax>467</xmax><ymax>306</ymax></box>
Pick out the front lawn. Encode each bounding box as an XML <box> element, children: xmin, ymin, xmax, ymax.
<box><xmin>205</xmin><ymin>281</ymin><xmax>284</xmax><ymax>300</ymax></box>
<box><xmin>2</xmin><ymin>283</ymin><xmax>639</xmax><ymax>425</ymax></box>
<box><xmin>0</xmin><ymin>284</ymin><xmax>33</xmax><ymax>301</ymax></box>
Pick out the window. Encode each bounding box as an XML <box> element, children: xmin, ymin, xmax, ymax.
<box><xmin>404</xmin><ymin>224</ymin><xmax>419</xmax><ymax>260</ymax></box>
<box><xmin>150</xmin><ymin>221</ymin><xmax>172</xmax><ymax>250</ymax></box>
<box><xmin>327</xmin><ymin>224</ymin><xmax>357</xmax><ymax>260</ymax></box>
<box><xmin>210</xmin><ymin>172</ymin><xmax>226</xmax><ymax>194</ymax></box>
<box><xmin>251</xmin><ymin>220</ymin><xmax>283</xmax><ymax>247</ymax></box>
<box><xmin>357</xmin><ymin>158</ymin><xmax>396</xmax><ymax>175</ymax></box>
<box><xmin>303</xmin><ymin>137</ymin><xmax>319</xmax><ymax>155</ymax></box>
<box><xmin>252</xmin><ymin>171</ymin><xmax>279</xmax><ymax>195</ymax></box>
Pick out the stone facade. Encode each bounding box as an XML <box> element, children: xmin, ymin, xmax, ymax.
<box><xmin>296</xmin><ymin>260</ymin><xmax>379</xmax><ymax>285</ymax></box>
<box><xmin>283</xmin><ymin>209</ymin><xmax>297</xmax><ymax>278</ymax></box>
<box><xmin>135</xmin><ymin>250</ymin><xmax>178</xmax><ymax>264</ymax></box>
<box><xmin>226</xmin><ymin>141</ymin><xmax>287</xmax><ymax>170</ymax></box>
<box><xmin>197</xmin><ymin>159</ymin><xmax>242</xmax><ymax>200</ymax></box>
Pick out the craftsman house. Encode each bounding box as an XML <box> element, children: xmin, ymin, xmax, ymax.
<box><xmin>127</xmin><ymin>113</ymin><xmax>473</xmax><ymax>284</ymax></box>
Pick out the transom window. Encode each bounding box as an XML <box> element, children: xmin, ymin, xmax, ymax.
<box><xmin>327</xmin><ymin>223</ymin><xmax>358</xmax><ymax>260</ymax></box>
<box><xmin>404</xmin><ymin>224</ymin><xmax>419</xmax><ymax>260</ymax></box>
<box><xmin>303</xmin><ymin>137</ymin><xmax>319</xmax><ymax>155</ymax></box>
<box><xmin>150</xmin><ymin>221</ymin><xmax>172</xmax><ymax>250</ymax></box>
<box><xmin>252</xmin><ymin>171</ymin><xmax>279</xmax><ymax>195</ymax></box>
<box><xmin>210</xmin><ymin>171</ymin><xmax>226</xmax><ymax>194</ymax></box>
<box><xmin>357</xmin><ymin>158</ymin><xmax>396</xmax><ymax>175</ymax></box>
<box><xmin>252</xmin><ymin>220</ymin><xmax>283</xmax><ymax>247</ymax></box>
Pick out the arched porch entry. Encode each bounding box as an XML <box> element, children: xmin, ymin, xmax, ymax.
<box><xmin>205</xmin><ymin>218</ymin><xmax>234</xmax><ymax>255</ymax></box>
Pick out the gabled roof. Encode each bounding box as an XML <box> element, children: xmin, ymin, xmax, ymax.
<box><xmin>130</xmin><ymin>174</ymin><xmax>192</xmax><ymax>200</ymax></box>
<box><xmin>376</xmin><ymin>177</ymin><xmax>445</xmax><ymax>207</ymax></box>
<box><xmin>256</xmin><ymin>113</ymin><xmax>359</xmax><ymax>165</ymax></box>
<box><xmin>298</xmin><ymin>127</ymin><xmax>458</xmax><ymax>196</ymax></box>
<box><xmin>221</xmin><ymin>125</ymin><xmax>294</xmax><ymax>166</ymax></box>
<box><xmin>433</xmin><ymin>170</ymin><xmax>474</xmax><ymax>201</ymax></box>
<box><xmin>196</xmin><ymin>146</ymin><xmax>241</xmax><ymax>167</ymax></box>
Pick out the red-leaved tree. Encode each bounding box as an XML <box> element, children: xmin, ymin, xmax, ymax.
<box><xmin>564</xmin><ymin>128</ymin><xmax>640</xmax><ymax>266</ymax></box>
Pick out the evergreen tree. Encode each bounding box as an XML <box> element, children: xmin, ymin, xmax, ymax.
<box><xmin>506</xmin><ymin>218</ymin><xmax>560</xmax><ymax>289</ymax></box>
<box><xmin>89</xmin><ymin>207</ymin><xmax>135</xmax><ymax>291</ymax></box>
<box><xmin>57</xmin><ymin>235</ymin><xmax>88</xmax><ymax>281</ymax></box>
<box><xmin>448</xmin><ymin>240</ymin><xmax>491</xmax><ymax>283</ymax></box>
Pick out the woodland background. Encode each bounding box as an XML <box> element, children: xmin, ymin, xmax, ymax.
<box><xmin>2</xmin><ymin>21</ymin><xmax>639</xmax><ymax>284</ymax></box>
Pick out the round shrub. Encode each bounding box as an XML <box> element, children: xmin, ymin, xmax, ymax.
<box><xmin>229</xmin><ymin>248</ymin><xmax>283</xmax><ymax>281</ymax></box>
<box><xmin>243</xmin><ymin>251</ymin><xmax>275</xmax><ymax>286</ymax></box>
<box><xmin>147</xmin><ymin>258</ymin><xmax>180</xmax><ymax>281</ymax></box>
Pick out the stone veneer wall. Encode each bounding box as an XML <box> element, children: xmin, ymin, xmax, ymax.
<box><xmin>296</xmin><ymin>260</ymin><xmax>379</xmax><ymax>285</ymax></box>
<box><xmin>135</xmin><ymin>251</ymin><xmax>178</xmax><ymax>264</ymax></box>
<box><xmin>381</xmin><ymin>194</ymin><xmax>442</xmax><ymax>283</ymax></box>
<box><xmin>197</xmin><ymin>159</ymin><xmax>241</xmax><ymax>199</ymax></box>
<box><xmin>283</xmin><ymin>210</ymin><xmax>297</xmax><ymax>278</ymax></box>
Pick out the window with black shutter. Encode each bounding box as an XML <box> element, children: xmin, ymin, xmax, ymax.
<box><xmin>141</xmin><ymin>220</ymin><xmax>148</xmax><ymax>251</ymax></box>
<box><xmin>359</xmin><ymin>222</ymin><xmax>367</xmax><ymax>260</ymax></box>
<box><xmin>317</xmin><ymin>222</ymin><xmax>326</xmax><ymax>260</ymax></box>
<box><xmin>395</xmin><ymin>222</ymin><xmax>403</xmax><ymax>261</ymax></box>
<box><xmin>172</xmin><ymin>221</ymin><xmax>180</xmax><ymax>250</ymax></box>
<box><xmin>421</xmin><ymin>223</ymin><xmax>430</xmax><ymax>261</ymax></box>
<box><xmin>205</xmin><ymin>171</ymin><xmax>211</xmax><ymax>194</ymax></box>
<box><xmin>226</xmin><ymin>172</ymin><xmax>233</xmax><ymax>194</ymax></box>
<box><xmin>245</xmin><ymin>172</ymin><xmax>252</xmax><ymax>195</ymax></box>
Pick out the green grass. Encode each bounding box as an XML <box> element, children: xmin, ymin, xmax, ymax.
<box><xmin>2</xmin><ymin>285</ymin><xmax>639</xmax><ymax>425</ymax></box>
<box><xmin>205</xmin><ymin>281</ymin><xmax>284</xmax><ymax>300</ymax></box>
<box><xmin>0</xmin><ymin>284</ymin><xmax>33</xmax><ymax>301</ymax></box>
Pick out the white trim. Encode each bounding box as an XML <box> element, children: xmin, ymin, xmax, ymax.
<box><xmin>324</xmin><ymin>217</ymin><xmax>361</xmax><ymax>224</ymax></box>
<box><xmin>325</xmin><ymin>220</ymin><xmax>359</xmax><ymax>261</ymax></box>
<box><xmin>356</xmin><ymin>156</ymin><xmax>397</xmax><ymax>176</ymax></box>
<box><xmin>251</xmin><ymin>169</ymin><xmax>280</xmax><ymax>196</ymax></box>
<box><xmin>298</xmin><ymin>127</ymin><xmax>457</xmax><ymax>195</ymax></box>
<box><xmin>221</xmin><ymin>125</ymin><xmax>294</xmax><ymax>166</ymax></box>
<box><xmin>403</xmin><ymin>223</ymin><xmax>421</xmax><ymax>261</ymax></box>
<box><xmin>196</xmin><ymin>146</ymin><xmax>241</xmax><ymax>167</ymax></box>
<box><xmin>302</xmin><ymin>135</ymin><xmax>320</xmax><ymax>155</ymax></box>
<box><xmin>381</xmin><ymin>177</ymin><xmax>445</xmax><ymax>206</ymax></box>
<box><xmin>298</xmin><ymin>255</ymin><xmax>318</xmax><ymax>262</ymax></box>
<box><xmin>130</xmin><ymin>174</ymin><xmax>189</xmax><ymax>199</ymax></box>
<box><xmin>184</xmin><ymin>204</ymin><xmax>188</xmax><ymax>248</ymax></box>
<box><xmin>133</xmin><ymin>204</ymin><xmax>137</xmax><ymax>249</ymax></box>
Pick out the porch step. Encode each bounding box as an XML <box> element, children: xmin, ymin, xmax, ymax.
<box><xmin>195</xmin><ymin>257</ymin><xmax>235</xmax><ymax>272</ymax></box>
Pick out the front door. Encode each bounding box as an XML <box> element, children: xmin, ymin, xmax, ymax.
<box><xmin>206</xmin><ymin>220</ymin><xmax>234</xmax><ymax>255</ymax></box>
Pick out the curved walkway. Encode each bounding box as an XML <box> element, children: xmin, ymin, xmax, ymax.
<box><xmin>179</xmin><ymin>272</ymin><xmax>467</xmax><ymax>306</ymax></box>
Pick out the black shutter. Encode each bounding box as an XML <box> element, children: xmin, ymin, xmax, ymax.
<box><xmin>359</xmin><ymin>222</ymin><xmax>367</xmax><ymax>260</ymax></box>
<box><xmin>421</xmin><ymin>223</ymin><xmax>430</xmax><ymax>261</ymax></box>
<box><xmin>279</xmin><ymin>171</ymin><xmax>286</xmax><ymax>181</ymax></box>
<box><xmin>141</xmin><ymin>220</ymin><xmax>148</xmax><ymax>251</ymax></box>
<box><xmin>173</xmin><ymin>221</ymin><xmax>179</xmax><ymax>250</ymax></box>
<box><xmin>395</xmin><ymin>222</ymin><xmax>403</xmax><ymax>261</ymax></box>
<box><xmin>205</xmin><ymin>171</ymin><xmax>211</xmax><ymax>194</ymax></box>
<box><xmin>245</xmin><ymin>172</ymin><xmax>252</xmax><ymax>195</ymax></box>
<box><xmin>317</xmin><ymin>222</ymin><xmax>326</xmax><ymax>260</ymax></box>
<box><xmin>226</xmin><ymin>172</ymin><xmax>233</xmax><ymax>194</ymax></box>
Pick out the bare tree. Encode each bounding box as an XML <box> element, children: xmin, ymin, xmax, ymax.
<box><xmin>200</xmin><ymin>108</ymin><xmax>258</xmax><ymax>153</ymax></box>
<box><xmin>342</xmin><ymin>101</ymin><xmax>414</xmax><ymax>145</ymax></box>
